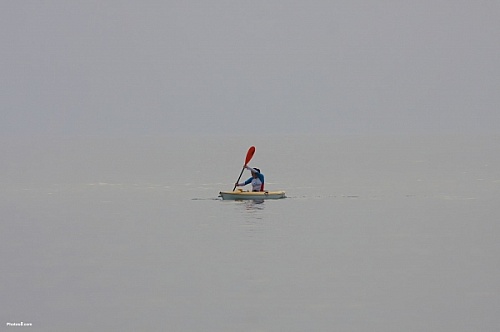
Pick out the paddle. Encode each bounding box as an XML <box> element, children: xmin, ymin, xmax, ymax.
<box><xmin>232</xmin><ymin>146</ymin><xmax>256</xmax><ymax>191</ymax></box>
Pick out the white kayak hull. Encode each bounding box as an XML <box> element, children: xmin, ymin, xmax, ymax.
<box><xmin>219</xmin><ymin>190</ymin><xmax>286</xmax><ymax>200</ymax></box>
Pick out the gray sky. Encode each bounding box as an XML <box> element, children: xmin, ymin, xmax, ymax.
<box><xmin>2</xmin><ymin>1</ymin><xmax>499</xmax><ymax>137</ymax></box>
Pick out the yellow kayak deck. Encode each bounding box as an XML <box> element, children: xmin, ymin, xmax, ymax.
<box><xmin>219</xmin><ymin>189</ymin><xmax>286</xmax><ymax>200</ymax></box>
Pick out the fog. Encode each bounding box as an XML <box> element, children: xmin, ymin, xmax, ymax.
<box><xmin>2</xmin><ymin>1</ymin><xmax>499</xmax><ymax>137</ymax></box>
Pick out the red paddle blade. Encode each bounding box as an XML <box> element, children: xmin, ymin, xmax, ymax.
<box><xmin>245</xmin><ymin>146</ymin><xmax>256</xmax><ymax>165</ymax></box>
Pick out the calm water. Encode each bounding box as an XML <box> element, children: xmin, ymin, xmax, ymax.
<box><xmin>1</xmin><ymin>135</ymin><xmax>499</xmax><ymax>331</ymax></box>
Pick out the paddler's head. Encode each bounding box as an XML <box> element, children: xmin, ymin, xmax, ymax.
<box><xmin>251</xmin><ymin>168</ymin><xmax>260</xmax><ymax>177</ymax></box>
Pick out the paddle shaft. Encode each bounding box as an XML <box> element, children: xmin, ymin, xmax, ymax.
<box><xmin>232</xmin><ymin>167</ymin><xmax>246</xmax><ymax>191</ymax></box>
<box><xmin>232</xmin><ymin>146</ymin><xmax>255</xmax><ymax>191</ymax></box>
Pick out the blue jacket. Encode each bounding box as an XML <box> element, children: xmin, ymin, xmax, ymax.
<box><xmin>243</xmin><ymin>166</ymin><xmax>264</xmax><ymax>191</ymax></box>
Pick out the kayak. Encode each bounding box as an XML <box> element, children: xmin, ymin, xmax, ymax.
<box><xmin>219</xmin><ymin>190</ymin><xmax>286</xmax><ymax>200</ymax></box>
<box><xmin>219</xmin><ymin>189</ymin><xmax>286</xmax><ymax>200</ymax></box>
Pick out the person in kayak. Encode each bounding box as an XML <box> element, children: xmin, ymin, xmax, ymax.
<box><xmin>235</xmin><ymin>166</ymin><xmax>264</xmax><ymax>191</ymax></box>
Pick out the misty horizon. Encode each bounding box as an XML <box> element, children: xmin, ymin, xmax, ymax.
<box><xmin>2</xmin><ymin>1</ymin><xmax>499</xmax><ymax>138</ymax></box>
